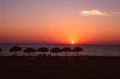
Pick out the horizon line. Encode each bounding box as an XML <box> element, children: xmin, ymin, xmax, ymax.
<box><xmin>0</xmin><ymin>43</ymin><xmax>120</xmax><ymax>45</ymax></box>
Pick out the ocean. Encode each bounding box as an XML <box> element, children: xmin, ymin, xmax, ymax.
<box><xmin>0</xmin><ymin>44</ymin><xmax>120</xmax><ymax>56</ymax></box>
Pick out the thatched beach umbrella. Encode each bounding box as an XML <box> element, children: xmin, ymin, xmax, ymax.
<box><xmin>50</xmin><ymin>47</ymin><xmax>61</xmax><ymax>56</ymax></box>
<box><xmin>9</xmin><ymin>46</ymin><xmax>22</xmax><ymax>56</ymax></box>
<box><xmin>37</xmin><ymin>47</ymin><xmax>49</xmax><ymax>56</ymax></box>
<box><xmin>24</xmin><ymin>48</ymin><xmax>36</xmax><ymax>56</ymax></box>
<box><xmin>62</xmin><ymin>47</ymin><xmax>71</xmax><ymax>56</ymax></box>
<box><xmin>72</xmin><ymin>47</ymin><xmax>83</xmax><ymax>56</ymax></box>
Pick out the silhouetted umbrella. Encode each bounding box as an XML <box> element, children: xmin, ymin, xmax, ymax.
<box><xmin>24</xmin><ymin>48</ymin><xmax>36</xmax><ymax>56</ymax></box>
<box><xmin>9</xmin><ymin>46</ymin><xmax>22</xmax><ymax>56</ymax></box>
<box><xmin>50</xmin><ymin>47</ymin><xmax>61</xmax><ymax>56</ymax></box>
<box><xmin>72</xmin><ymin>47</ymin><xmax>83</xmax><ymax>56</ymax></box>
<box><xmin>62</xmin><ymin>47</ymin><xmax>71</xmax><ymax>56</ymax></box>
<box><xmin>37</xmin><ymin>47</ymin><xmax>49</xmax><ymax>56</ymax></box>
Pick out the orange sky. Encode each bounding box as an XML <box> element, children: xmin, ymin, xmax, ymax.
<box><xmin>1</xmin><ymin>0</ymin><xmax>120</xmax><ymax>44</ymax></box>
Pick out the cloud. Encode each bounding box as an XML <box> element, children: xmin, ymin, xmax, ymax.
<box><xmin>80</xmin><ymin>10</ymin><xmax>110</xmax><ymax>16</ymax></box>
<box><xmin>111</xmin><ymin>11</ymin><xmax>120</xmax><ymax>15</ymax></box>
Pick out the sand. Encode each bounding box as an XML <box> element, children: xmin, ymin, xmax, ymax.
<box><xmin>0</xmin><ymin>56</ymin><xmax>120</xmax><ymax>78</ymax></box>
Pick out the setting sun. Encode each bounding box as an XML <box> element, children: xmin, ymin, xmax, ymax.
<box><xmin>71</xmin><ymin>40</ymin><xmax>75</xmax><ymax>44</ymax></box>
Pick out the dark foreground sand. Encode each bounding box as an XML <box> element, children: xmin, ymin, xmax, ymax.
<box><xmin>0</xmin><ymin>56</ymin><xmax>120</xmax><ymax>78</ymax></box>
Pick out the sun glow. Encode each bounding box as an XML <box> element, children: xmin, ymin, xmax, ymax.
<box><xmin>71</xmin><ymin>40</ymin><xmax>75</xmax><ymax>44</ymax></box>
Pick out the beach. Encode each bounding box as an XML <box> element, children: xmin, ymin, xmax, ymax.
<box><xmin>0</xmin><ymin>44</ymin><xmax>120</xmax><ymax>78</ymax></box>
<box><xmin>1</xmin><ymin>0</ymin><xmax>120</xmax><ymax>78</ymax></box>
<box><xmin>0</xmin><ymin>56</ymin><xmax>120</xmax><ymax>78</ymax></box>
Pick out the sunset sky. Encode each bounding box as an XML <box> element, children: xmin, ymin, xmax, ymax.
<box><xmin>0</xmin><ymin>0</ymin><xmax>120</xmax><ymax>44</ymax></box>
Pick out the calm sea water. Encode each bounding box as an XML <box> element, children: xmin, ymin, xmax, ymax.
<box><xmin>0</xmin><ymin>44</ymin><xmax>120</xmax><ymax>56</ymax></box>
